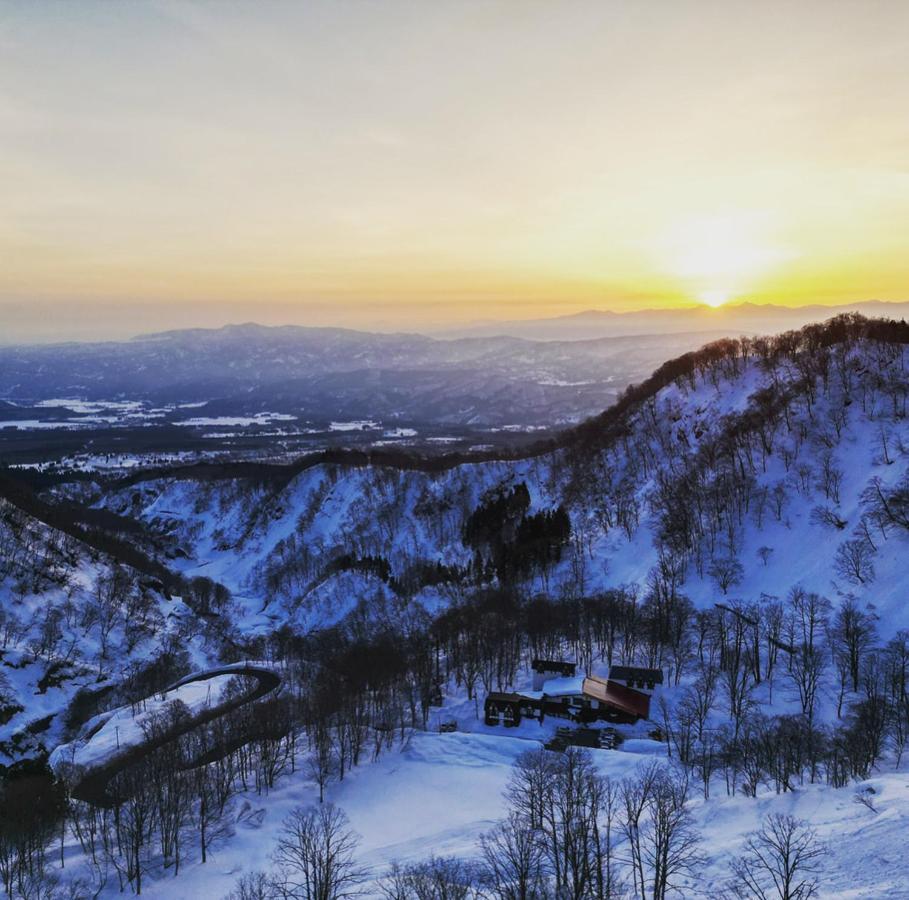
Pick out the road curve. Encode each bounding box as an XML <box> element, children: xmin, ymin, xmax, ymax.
<box><xmin>67</xmin><ymin>663</ymin><xmax>282</xmax><ymax>806</ymax></box>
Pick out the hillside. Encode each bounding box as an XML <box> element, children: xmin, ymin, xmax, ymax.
<box><xmin>0</xmin><ymin>496</ymin><xmax>198</xmax><ymax>768</ymax></box>
<box><xmin>101</xmin><ymin>314</ymin><xmax>909</xmax><ymax>636</ymax></box>
<box><xmin>3</xmin><ymin>313</ymin><xmax>909</xmax><ymax>899</ymax></box>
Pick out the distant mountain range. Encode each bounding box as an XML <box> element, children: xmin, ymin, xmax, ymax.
<box><xmin>0</xmin><ymin>326</ymin><xmax>730</xmax><ymax>429</ymax></box>
<box><xmin>0</xmin><ymin>302</ymin><xmax>905</xmax><ymax>436</ymax></box>
<box><xmin>436</xmin><ymin>299</ymin><xmax>909</xmax><ymax>341</ymax></box>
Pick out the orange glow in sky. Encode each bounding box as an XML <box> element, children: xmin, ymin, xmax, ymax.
<box><xmin>1</xmin><ymin>1</ymin><xmax>908</xmax><ymax>338</ymax></box>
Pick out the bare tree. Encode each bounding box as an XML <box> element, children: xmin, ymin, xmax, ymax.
<box><xmin>504</xmin><ymin>748</ymin><xmax>558</xmax><ymax>833</ymax></box>
<box><xmin>641</xmin><ymin>769</ymin><xmax>703</xmax><ymax>900</ymax></box>
<box><xmin>307</xmin><ymin>725</ymin><xmax>338</xmax><ymax>804</ymax></box>
<box><xmin>502</xmin><ymin>746</ymin><xmax>629</xmax><ymax>899</ymax></box>
<box><xmin>479</xmin><ymin>814</ymin><xmax>545</xmax><ymax>900</ymax></box>
<box><xmin>834</xmin><ymin>539</ymin><xmax>876</xmax><ymax>586</ymax></box>
<box><xmin>817</xmin><ymin>453</ymin><xmax>843</xmax><ymax>505</ymax></box>
<box><xmin>225</xmin><ymin>870</ymin><xmax>281</xmax><ymax>900</ymax></box>
<box><xmin>788</xmin><ymin>643</ymin><xmax>825</xmax><ymax>731</ymax></box>
<box><xmin>862</xmin><ymin>474</ymin><xmax>909</xmax><ymax>534</ymax></box>
<box><xmin>808</xmin><ymin>506</ymin><xmax>846</xmax><ymax>531</ymax></box>
<box><xmin>588</xmin><ymin>772</ymin><xmax>625</xmax><ymax>900</ymax></box>
<box><xmin>110</xmin><ymin>763</ymin><xmax>158</xmax><ymax>896</ymax></box>
<box><xmin>730</xmin><ymin>814</ymin><xmax>826</xmax><ymax>900</ymax></box>
<box><xmin>623</xmin><ymin>762</ymin><xmax>702</xmax><ymax>900</ymax></box>
<box><xmin>783</xmin><ymin>590</ymin><xmax>829</xmax><ymax>738</ymax></box>
<box><xmin>708</xmin><ymin>557</ymin><xmax>744</xmax><ymax>596</ymax></box>
<box><xmin>379</xmin><ymin>856</ymin><xmax>479</xmax><ymax>900</ymax></box>
<box><xmin>828</xmin><ymin>597</ymin><xmax>877</xmax><ymax>714</ymax></box>
<box><xmin>272</xmin><ymin>804</ymin><xmax>365</xmax><ymax>900</ymax></box>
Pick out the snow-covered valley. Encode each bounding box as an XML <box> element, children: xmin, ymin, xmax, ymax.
<box><xmin>2</xmin><ymin>315</ymin><xmax>909</xmax><ymax>899</ymax></box>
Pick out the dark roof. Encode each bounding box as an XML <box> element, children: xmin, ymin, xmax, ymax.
<box><xmin>531</xmin><ymin>659</ymin><xmax>577</xmax><ymax>673</ymax></box>
<box><xmin>607</xmin><ymin>665</ymin><xmax>664</xmax><ymax>684</ymax></box>
<box><xmin>485</xmin><ymin>692</ymin><xmax>528</xmax><ymax>704</ymax></box>
<box><xmin>582</xmin><ymin>676</ymin><xmax>651</xmax><ymax>720</ymax></box>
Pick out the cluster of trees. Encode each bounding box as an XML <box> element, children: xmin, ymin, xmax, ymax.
<box><xmin>429</xmin><ymin>568</ymin><xmax>908</xmax><ymax>799</ymax></box>
<box><xmin>463</xmin><ymin>483</ymin><xmax>570</xmax><ymax>585</ymax></box>
<box><xmin>549</xmin><ymin>316</ymin><xmax>908</xmax><ymax>616</ymax></box>
<box><xmin>0</xmin><ymin>761</ymin><xmax>68</xmax><ymax>899</ymax></box>
<box><xmin>571</xmin><ymin>314</ymin><xmax>909</xmax><ymax>453</ymax></box>
<box><xmin>0</xmin><ymin>608</ymin><xmax>446</xmax><ymax>897</ymax></box>
<box><xmin>3</xmin><ymin>315</ymin><xmax>908</xmax><ymax>896</ymax></box>
<box><xmin>2</xmin><ymin>541</ymin><xmax>905</xmax><ymax>896</ymax></box>
<box><xmin>658</xmin><ymin>590</ymin><xmax>909</xmax><ymax>800</ymax></box>
<box><xmin>463</xmin><ymin>484</ymin><xmax>532</xmax><ymax>552</ymax></box>
<box><xmin>0</xmin><ymin>558</ymin><xmax>896</xmax><ymax>897</ymax></box>
<box><xmin>255</xmin><ymin>478</ymin><xmax>570</xmax><ymax>611</ymax></box>
<box><xmin>0</xmin><ymin>471</ymin><xmax>181</xmax><ymax>595</ymax></box>
<box><xmin>647</xmin><ymin>332</ymin><xmax>905</xmax><ymax>587</ymax></box>
<box><xmin>0</xmin><ymin>500</ymin><xmax>81</xmax><ymax>596</ymax></box>
<box><xmin>486</xmin><ymin>750</ymin><xmax>701</xmax><ymax>900</ymax></box>
<box><xmin>64</xmin><ymin>630</ymin><xmax>443</xmax><ymax>899</ymax></box>
<box><xmin>0</xmin><ymin>561</ymin><xmax>180</xmax><ymax>683</ymax></box>
<box><xmin>224</xmin><ymin>749</ymin><xmax>826</xmax><ymax>900</ymax></box>
<box><xmin>0</xmin><ymin>685</ymin><xmax>288</xmax><ymax>897</ymax></box>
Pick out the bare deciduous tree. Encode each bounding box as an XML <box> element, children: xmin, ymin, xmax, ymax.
<box><xmin>379</xmin><ymin>856</ymin><xmax>479</xmax><ymax>900</ymax></box>
<box><xmin>730</xmin><ymin>813</ymin><xmax>826</xmax><ymax>900</ymax></box>
<box><xmin>272</xmin><ymin>804</ymin><xmax>365</xmax><ymax>900</ymax></box>
<box><xmin>225</xmin><ymin>870</ymin><xmax>281</xmax><ymax>900</ymax></box>
<box><xmin>479</xmin><ymin>814</ymin><xmax>545</xmax><ymax>900</ymax></box>
<box><xmin>834</xmin><ymin>539</ymin><xmax>876</xmax><ymax>586</ymax></box>
<box><xmin>623</xmin><ymin>762</ymin><xmax>702</xmax><ymax>900</ymax></box>
<box><xmin>708</xmin><ymin>556</ymin><xmax>744</xmax><ymax>596</ymax></box>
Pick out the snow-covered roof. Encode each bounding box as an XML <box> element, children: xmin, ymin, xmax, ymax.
<box><xmin>540</xmin><ymin>675</ymin><xmax>586</xmax><ymax>696</ymax></box>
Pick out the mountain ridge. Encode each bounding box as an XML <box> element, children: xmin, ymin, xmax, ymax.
<box><xmin>437</xmin><ymin>298</ymin><xmax>909</xmax><ymax>340</ymax></box>
<box><xmin>93</xmin><ymin>313</ymin><xmax>909</xmax><ymax>636</ymax></box>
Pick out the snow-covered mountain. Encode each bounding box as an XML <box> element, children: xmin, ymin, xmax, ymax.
<box><xmin>3</xmin><ymin>313</ymin><xmax>909</xmax><ymax>899</ymax></box>
<box><xmin>102</xmin><ymin>315</ymin><xmax>909</xmax><ymax>637</ymax></box>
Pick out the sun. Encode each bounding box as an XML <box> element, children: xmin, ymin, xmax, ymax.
<box><xmin>699</xmin><ymin>289</ymin><xmax>730</xmax><ymax>308</ymax></box>
<box><xmin>655</xmin><ymin>212</ymin><xmax>793</xmax><ymax>309</ymax></box>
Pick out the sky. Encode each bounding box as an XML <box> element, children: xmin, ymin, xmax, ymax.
<box><xmin>1</xmin><ymin>0</ymin><xmax>908</xmax><ymax>341</ymax></box>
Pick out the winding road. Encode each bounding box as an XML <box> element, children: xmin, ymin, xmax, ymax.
<box><xmin>65</xmin><ymin>663</ymin><xmax>282</xmax><ymax>806</ymax></box>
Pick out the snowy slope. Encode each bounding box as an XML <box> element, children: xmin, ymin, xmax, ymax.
<box><xmin>51</xmin><ymin>730</ymin><xmax>909</xmax><ymax>900</ymax></box>
<box><xmin>13</xmin><ymin>321</ymin><xmax>909</xmax><ymax>899</ymax></box>
<box><xmin>0</xmin><ymin>496</ymin><xmax>216</xmax><ymax>764</ymax></box>
<box><xmin>103</xmin><ymin>332</ymin><xmax>909</xmax><ymax>635</ymax></box>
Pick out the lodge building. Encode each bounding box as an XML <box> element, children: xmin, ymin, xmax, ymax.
<box><xmin>484</xmin><ymin>663</ymin><xmax>660</xmax><ymax>729</ymax></box>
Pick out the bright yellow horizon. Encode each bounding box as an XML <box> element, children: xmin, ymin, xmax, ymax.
<box><xmin>1</xmin><ymin>1</ymin><xmax>908</xmax><ymax>339</ymax></box>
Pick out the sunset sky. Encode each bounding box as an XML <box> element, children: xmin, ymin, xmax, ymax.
<box><xmin>1</xmin><ymin>0</ymin><xmax>908</xmax><ymax>340</ymax></box>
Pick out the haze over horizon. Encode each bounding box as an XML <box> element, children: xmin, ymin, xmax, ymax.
<box><xmin>2</xmin><ymin>0</ymin><xmax>908</xmax><ymax>341</ymax></box>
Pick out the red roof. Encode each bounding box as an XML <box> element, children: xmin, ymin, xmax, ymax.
<box><xmin>582</xmin><ymin>676</ymin><xmax>651</xmax><ymax>720</ymax></box>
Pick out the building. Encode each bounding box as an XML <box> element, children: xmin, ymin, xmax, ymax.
<box><xmin>484</xmin><ymin>673</ymin><xmax>651</xmax><ymax>728</ymax></box>
<box><xmin>606</xmin><ymin>665</ymin><xmax>664</xmax><ymax>693</ymax></box>
<box><xmin>484</xmin><ymin>692</ymin><xmax>543</xmax><ymax>727</ymax></box>
<box><xmin>581</xmin><ymin>676</ymin><xmax>651</xmax><ymax>720</ymax></box>
<box><xmin>531</xmin><ymin>658</ymin><xmax>577</xmax><ymax>691</ymax></box>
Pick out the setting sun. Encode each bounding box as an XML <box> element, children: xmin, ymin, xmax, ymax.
<box><xmin>1</xmin><ymin>0</ymin><xmax>907</xmax><ymax>341</ymax></box>
<box><xmin>657</xmin><ymin>213</ymin><xmax>794</xmax><ymax>308</ymax></box>
<box><xmin>699</xmin><ymin>289</ymin><xmax>730</xmax><ymax>308</ymax></box>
